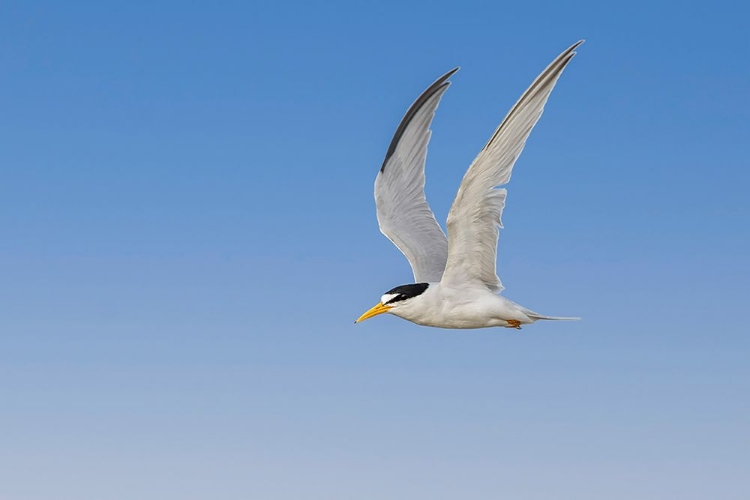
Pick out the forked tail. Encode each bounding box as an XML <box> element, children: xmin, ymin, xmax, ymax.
<box><xmin>527</xmin><ymin>313</ymin><xmax>581</xmax><ymax>321</ymax></box>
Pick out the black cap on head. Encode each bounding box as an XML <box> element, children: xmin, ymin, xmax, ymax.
<box><xmin>382</xmin><ymin>283</ymin><xmax>429</xmax><ymax>305</ymax></box>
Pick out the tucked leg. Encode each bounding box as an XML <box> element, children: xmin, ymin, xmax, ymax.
<box><xmin>506</xmin><ymin>319</ymin><xmax>522</xmax><ymax>329</ymax></box>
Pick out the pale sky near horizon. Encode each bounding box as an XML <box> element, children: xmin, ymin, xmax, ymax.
<box><xmin>1</xmin><ymin>1</ymin><xmax>749</xmax><ymax>499</ymax></box>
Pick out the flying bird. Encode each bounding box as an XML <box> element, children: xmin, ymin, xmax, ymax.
<box><xmin>355</xmin><ymin>41</ymin><xmax>583</xmax><ymax>329</ymax></box>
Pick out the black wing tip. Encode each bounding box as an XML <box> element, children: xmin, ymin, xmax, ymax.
<box><xmin>379</xmin><ymin>67</ymin><xmax>460</xmax><ymax>173</ymax></box>
<box><xmin>567</xmin><ymin>40</ymin><xmax>585</xmax><ymax>56</ymax></box>
<box><xmin>444</xmin><ymin>66</ymin><xmax>461</xmax><ymax>78</ymax></box>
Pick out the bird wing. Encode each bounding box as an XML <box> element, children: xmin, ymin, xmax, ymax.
<box><xmin>375</xmin><ymin>68</ymin><xmax>459</xmax><ymax>283</ymax></box>
<box><xmin>441</xmin><ymin>41</ymin><xmax>583</xmax><ymax>292</ymax></box>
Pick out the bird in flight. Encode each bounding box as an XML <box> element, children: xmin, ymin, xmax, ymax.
<box><xmin>355</xmin><ymin>41</ymin><xmax>583</xmax><ymax>329</ymax></box>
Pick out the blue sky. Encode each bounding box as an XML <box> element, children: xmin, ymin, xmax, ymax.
<box><xmin>1</xmin><ymin>1</ymin><xmax>749</xmax><ymax>498</ymax></box>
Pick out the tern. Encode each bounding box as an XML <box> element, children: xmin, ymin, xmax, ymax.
<box><xmin>355</xmin><ymin>41</ymin><xmax>583</xmax><ymax>329</ymax></box>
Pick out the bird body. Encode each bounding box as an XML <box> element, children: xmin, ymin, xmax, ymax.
<box><xmin>356</xmin><ymin>41</ymin><xmax>583</xmax><ymax>329</ymax></box>
<box><xmin>383</xmin><ymin>283</ymin><xmax>537</xmax><ymax>329</ymax></box>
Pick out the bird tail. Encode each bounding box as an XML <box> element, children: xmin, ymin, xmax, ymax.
<box><xmin>527</xmin><ymin>313</ymin><xmax>581</xmax><ymax>321</ymax></box>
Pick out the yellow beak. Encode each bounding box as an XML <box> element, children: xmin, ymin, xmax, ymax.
<box><xmin>355</xmin><ymin>302</ymin><xmax>392</xmax><ymax>323</ymax></box>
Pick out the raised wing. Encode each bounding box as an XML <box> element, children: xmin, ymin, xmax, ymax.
<box><xmin>442</xmin><ymin>41</ymin><xmax>583</xmax><ymax>292</ymax></box>
<box><xmin>375</xmin><ymin>68</ymin><xmax>458</xmax><ymax>283</ymax></box>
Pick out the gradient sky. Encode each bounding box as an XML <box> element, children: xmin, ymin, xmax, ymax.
<box><xmin>1</xmin><ymin>1</ymin><xmax>749</xmax><ymax>499</ymax></box>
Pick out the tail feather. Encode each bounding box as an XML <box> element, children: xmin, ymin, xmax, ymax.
<box><xmin>527</xmin><ymin>313</ymin><xmax>581</xmax><ymax>321</ymax></box>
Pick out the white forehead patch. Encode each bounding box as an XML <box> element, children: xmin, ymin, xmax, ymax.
<box><xmin>381</xmin><ymin>293</ymin><xmax>398</xmax><ymax>304</ymax></box>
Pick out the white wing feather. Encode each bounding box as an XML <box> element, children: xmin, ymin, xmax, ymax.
<box><xmin>442</xmin><ymin>41</ymin><xmax>583</xmax><ymax>292</ymax></box>
<box><xmin>375</xmin><ymin>68</ymin><xmax>458</xmax><ymax>283</ymax></box>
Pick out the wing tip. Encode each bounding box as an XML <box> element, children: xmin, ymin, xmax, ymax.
<box><xmin>567</xmin><ymin>39</ymin><xmax>585</xmax><ymax>58</ymax></box>
<box><xmin>379</xmin><ymin>66</ymin><xmax>460</xmax><ymax>173</ymax></box>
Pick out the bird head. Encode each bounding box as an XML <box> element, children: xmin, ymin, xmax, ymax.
<box><xmin>355</xmin><ymin>283</ymin><xmax>430</xmax><ymax>323</ymax></box>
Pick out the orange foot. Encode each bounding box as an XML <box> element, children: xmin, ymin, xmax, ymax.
<box><xmin>505</xmin><ymin>319</ymin><xmax>522</xmax><ymax>329</ymax></box>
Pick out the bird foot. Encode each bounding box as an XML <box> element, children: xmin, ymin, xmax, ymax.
<box><xmin>505</xmin><ymin>320</ymin><xmax>522</xmax><ymax>329</ymax></box>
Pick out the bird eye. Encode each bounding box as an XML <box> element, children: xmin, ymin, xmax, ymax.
<box><xmin>381</xmin><ymin>293</ymin><xmax>401</xmax><ymax>305</ymax></box>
